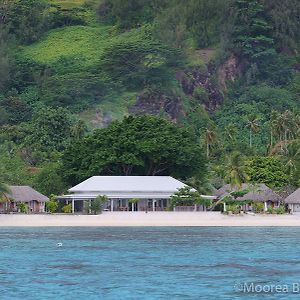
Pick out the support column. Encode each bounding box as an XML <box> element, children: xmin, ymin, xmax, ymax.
<box><xmin>72</xmin><ymin>199</ymin><xmax>75</xmax><ymax>214</ymax></box>
<box><xmin>111</xmin><ymin>199</ymin><xmax>114</xmax><ymax>212</ymax></box>
<box><xmin>223</xmin><ymin>202</ymin><xmax>226</xmax><ymax>212</ymax></box>
<box><xmin>152</xmin><ymin>200</ymin><xmax>156</xmax><ymax>212</ymax></box>
<box><xmin>264</xmin><ymin>201</ymin><xmax>268</xmax><ymax>212</ymax></box>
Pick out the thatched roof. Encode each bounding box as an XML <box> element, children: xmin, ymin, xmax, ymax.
<box><xmin>215</xmin><ymin>183</ymin><xmax>283</xmax><ymax>202</ymax></box>
<box><xmin>7</xmin><ymin>186</ymin><xmax>48</xmax><ymax>202</ymax></box>
<box><xmin>284</xmin><ymin>188</ymin><xmax>300</xmax><ymax>204</ymax></box>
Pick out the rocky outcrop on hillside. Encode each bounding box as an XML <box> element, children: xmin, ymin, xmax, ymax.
<box><xmin>130</xmin><ymin>55</ymin><xmax>243</xmax><ymax>118</ymax></box>
<box><xmin>176</xmin><ymin>55</ymin><xmax>243</xmax><ymax>112</ymax></box>
<box><xmin>176</xmin><ymin>66</ymin><xmax>223</xmax><ymax>112</ymax></box>
<box><xmin>129</xmin><ymin>91</ymin><xmax>182</xmax><ymax>122</ymax></box>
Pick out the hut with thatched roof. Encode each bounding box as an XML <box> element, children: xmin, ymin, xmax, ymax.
<box><xmin>284</xmin><ymin>188</ymin><xmax>300</xmax><ymax>213</ymax></box>
<box><xmin>0</xmin><ymin>186</ymin><xmax>48</xmax><ymax>213</ymax></box>
<box><xmin>215</xmin><ymin>183</ymin><xmax>283</xmax><ymax>212</ymax></box>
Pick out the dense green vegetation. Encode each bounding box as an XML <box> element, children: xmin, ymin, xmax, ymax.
<box><xmin>61</xmin><ymin>115</ymin><xmax>206</xmax><ymax>185</ymax></box>
<box><xmin>0</xmin><ymin>0</ymin><xmax>299</xmax><ymax>196</ymax></box>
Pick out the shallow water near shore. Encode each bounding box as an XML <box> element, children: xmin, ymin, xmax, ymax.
<box><xmin>1</xmin><ymin>227</ymin><xmax>300</xmax><ymax>299</ymax></box>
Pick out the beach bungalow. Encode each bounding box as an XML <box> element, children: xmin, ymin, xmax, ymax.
<box><xmin>58</xmin><ymin>176</ymin><xmax>214</xmax><ymax>213</ymax></box>
<box><xmin>215</xmin><ymin>183</ymin><xmax>283</xmax><ymax>212</ymax></box>
<box><xmin>0</xmin><ymin>186</ymin><xmax>48</xmax><ymax>213</ymax></box>
<box><xmin>284</xmin><ymin>188</ymin><xmax>300</xmax><ymax>212</ymax></box>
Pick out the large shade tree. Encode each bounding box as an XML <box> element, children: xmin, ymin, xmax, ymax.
<box><xmin>246</xmin><ymin>156</ymin><xmax>288</xmax><ymax>188</ymax></box>
<box><xmin>61</xmin><ymin>115</ymin><xmax>207</xmax><ymax>185</ymax></box>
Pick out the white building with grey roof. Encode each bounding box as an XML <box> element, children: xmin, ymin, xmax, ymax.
<box><xmin>59</xmin><ymin>176</ymin><xmax>215</xmax><ymax>213</ymax></box>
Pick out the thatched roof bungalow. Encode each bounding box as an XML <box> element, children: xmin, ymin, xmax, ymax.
<box><xmin>1</xmin><ymin>186</ymin><xmax>48</xmax><ymax>213</ymax></box>
<box><xmin>215</xmin><ymin>183</ymin><xmax>283</xmax><ymax>212</ymax></box>
<box><xmin>284</xmin><ymin>188</ymin><xmax>300</xmax><ymax>213</ymax></box>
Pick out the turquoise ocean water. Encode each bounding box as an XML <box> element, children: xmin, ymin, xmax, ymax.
<box><xmin>1</xmin><ymin>227</ymin><xmax>300</xmax><ymax>299</ymax></box>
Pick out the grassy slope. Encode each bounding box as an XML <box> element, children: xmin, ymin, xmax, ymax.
<box><xmin>20</xmin><ymin>1</ymin><xmax>137</xmax><ymax>126</ymax></box>
<box><xmin>21</xmin><ymin>26</ymin><xmax>113</xmax><ymax>73</ymax></box>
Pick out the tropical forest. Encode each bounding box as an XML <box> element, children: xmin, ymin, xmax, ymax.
<box><xmin>0</xmin><ymin>0</ymin><xmax>300</xmax><ymax>196</ymax></box>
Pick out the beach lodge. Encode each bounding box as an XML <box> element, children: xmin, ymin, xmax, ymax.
<box><xmin>59</xmin><ymin>176</ymin><xmax>214</xmax><ymax>213</ymax></box>
<box><xmin>0</xmin><ymin>186</ymin><xmax>48</xmax><ymax>213</ymax></box>
<box><xmin>215</xmin><ymin>183</ymin><xmax>283</xmax><ymax>212</ymax></box>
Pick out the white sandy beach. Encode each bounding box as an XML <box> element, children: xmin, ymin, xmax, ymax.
<box><xmin>1</xmin><ymin>212</ymin><xmax>300</xmax><ymax>226</ymax></box>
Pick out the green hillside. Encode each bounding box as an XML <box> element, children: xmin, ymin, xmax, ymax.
<box><xmin>0</xmin><ymin>0</ymin><xmax>300</xmax><ymax>195</ymax></box>
<box><xmin>50</xmin><ymin>0</ymin><xmax>86</xmax><ymax>8</ymax></box>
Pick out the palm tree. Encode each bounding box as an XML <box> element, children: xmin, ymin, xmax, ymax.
<box><xmin>294</xmin><ymin>114</ymin><xmax>300</xmax><ymax>138</ymax></box>
<box><xmin>225</xmin><ymin>151</ymin><xmax>249</xmax><ymax>188</ymax></box>
<box><xmin>281</xmin><ymin>110</ymin><xmax>294</xmax><ymax>145</ymax></box>
<box><xmin>0</xmin><ymin>183</ymin><xmax>11</xmax><ymax>212</ymax></box>
<box><xmin>0</xmin><ymin>183</ymin><xmax>10</xmax><ymax>198</ymax></box>
<box><xmin>282</xmin><ymin>141</ymin><xmax>300</xmax><ymax>177</ymax></box>
<box><xmin>204</xmin><ymin>127</ymin><xmax>217</xmax><ymax>158</ymax></box>
<box><xmin>224</xmin><ymin>123</ymin><xmax>237</xmax><ymax>142</ymax></box>
<box><xmin>276</xmin><ymin>110</ymin><xmax>298</xmax><ymax>153</ymax></box>
<box><xmin>269</xmin><ymin>110</ymin><xmax>280</xmax><ymax>148</ymax></box>
<box><xmin>246</xmin><ymin>114</ymin><xmax>260</xmax><ymax>148</ymax></box>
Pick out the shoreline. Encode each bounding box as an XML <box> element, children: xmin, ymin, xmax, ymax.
<box><xmin>1</xmin><ymin>212</ymin><xmax>300</xmax><ymax>226</ymax></box>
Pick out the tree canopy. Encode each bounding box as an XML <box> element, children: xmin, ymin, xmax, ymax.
<box><xmin>61</xmin><ymin>115</ymin><xmax>207</xmax><ymax>185</ymax></box>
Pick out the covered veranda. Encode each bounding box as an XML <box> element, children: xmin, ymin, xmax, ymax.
<box><xmin>57</xmin><ymin>195</ymin><xmax>170</xmax><ymax>214</ymax></box>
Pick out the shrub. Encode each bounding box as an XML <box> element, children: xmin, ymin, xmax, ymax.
<box><xmin>274</xmin><ymin>206</ymin><xmax>286</xmax><ymax>215</ymax></box>
<box><xmin>193</xmin><ymin>86</ymin><xmax>209</xmax><ymax>104</ymax></box>
<box><xmin>252</xmin><ymin>202</ymin><xmax>264</xmax><ymax>213</ymax></box>
<box><xmin>45</xmin><ymin>195</ymin><xmax>59</xmax><ymax>213</ymax></box>
<box><xmin>267</xmin><ymin>206</ymin><xmax>286</xmax><ymax>214</ymax></box>
<box><xmin>227</xmin><ymin>204</ymin><xmax>240</xmax><ymax>214</ymax></box>
<box><xmin>62</xmin><ymin>203</ymin><xmax>72</xmax><ymax>213</ymax></box>
<box><xmin>90</xmin><ymin>195</ymin><xmax>108</xmax><ymax>214</ymax></box>
<box><xmin>17</xmin><ymin>202</ymin><xmax>28</xmax><ymax>213</ymax></box>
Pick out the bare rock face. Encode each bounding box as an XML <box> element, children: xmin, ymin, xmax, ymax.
<box><xmin>129</xmin><ymin>91</ymin><xmax>182</xmax><ymax>122</ymax></box>
<box><xmin>217</xmin><ymin>55</ymin><xmax>243</xmax><ymax>90</ymax></box>
<box><xmin>89</xmin><ymin>109</ymin><xmax>112</xmax><ymax>128</ymax></box>
<box><xmin>176</xmin><ymin>66</ymin><xmax>224</xmax><ymax>112</ymax></box>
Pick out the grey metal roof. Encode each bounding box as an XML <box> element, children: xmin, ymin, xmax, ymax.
<box><xmin>69</xmin><ymin>176</ymin><xmax>188</xmax><ymax>193</ymax></box>
<box><xmin>284</xmin><ymin>188</ymin><xmax>300</xmax><ymax>204</ymax></box>
<box><xmin>215</xmin><ymin>183</ymin><xmax>283</xmax><ymax>202</ymax></box>
<box><xmin>7</xmin><ymin>186</ymin><xmax>48</xmax><ymax>202</ymax></box>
